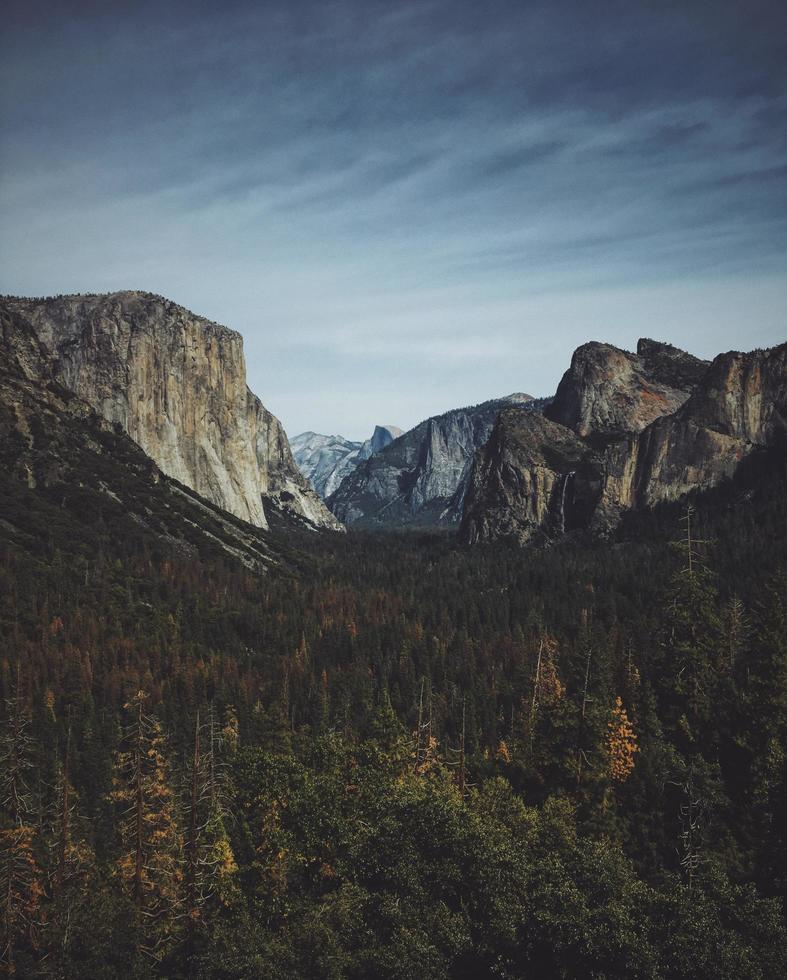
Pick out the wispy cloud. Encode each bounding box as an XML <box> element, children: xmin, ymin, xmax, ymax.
<box><xmin>1</xmin><ymin>0</ymin><xmax>785</xmax><ymax>438</ymax></box>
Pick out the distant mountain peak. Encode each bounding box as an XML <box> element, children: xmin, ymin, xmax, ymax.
<box><xmin>327</xmin><ymin>393</ymin><xmax>539</xmax><ymax>529</ymax></box>
<box><xmin>293</xmin><ymin>424</ymin><xmax>401</xmax><ymax>499</ymax></box>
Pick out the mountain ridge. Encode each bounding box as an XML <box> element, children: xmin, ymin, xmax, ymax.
<box><xmin>0</xmin><ymin>291</ymin><xmax>341</xmax><ymax>532</ymax></box>
<box><xmin>292</xmin><ymin>424</ymin><xmax>402</xmax><ymax>499</ymax></box>
<box><xmin>461</xmin><ymin>338</ymin><xmax>787</xmax><ymax>545</ymax></box>
<box><xmin>327</xmin><ymin>393</ymin><xmax>535</xmax><ymax>528</ymax></box>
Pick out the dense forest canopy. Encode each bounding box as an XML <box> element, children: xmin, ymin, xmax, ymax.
<box><xmin>1</xmin><ymin>439</ymin><xmax>786</xmax><ymax>977</ymax></box>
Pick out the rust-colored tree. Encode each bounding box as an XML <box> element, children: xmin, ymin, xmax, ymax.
<box><xmin>606</xmin><ymin>696</ymin><xmax>639</xmax><ymax>783</ymax></box>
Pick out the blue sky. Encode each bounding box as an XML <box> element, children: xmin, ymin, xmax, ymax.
<box><xmin>1</xmin><ymin>0</ymin><xmax>786</xmax><ymax>439</ymax></box>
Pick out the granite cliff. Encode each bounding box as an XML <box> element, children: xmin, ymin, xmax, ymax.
<box><xmin>0</xmin><ymin>292</ymin><xmax>340</xmax><ymax>531</ymax></box>
<box><xmin>462</xmin><ymin>339</ymin><xmax>787</xmax><ymax>545</ymax></box>
<box><xmin>546</xmin><ymin>338</ymin><xmax>709</xmax><ymax>438</ymax></box>
<box><xmin>327</xmin><ymin>394</ymin><xmax>534</xmax><ymax>528</ymax></box>
<box><xmin>0</xmin><ymin>312</ymin><xmax>286</xmax><ymax>569</ymax></box>
<box><xmin>292</xmin><ymin>424</ymin><xmax>402</xmax><ymax>499</ymax></box>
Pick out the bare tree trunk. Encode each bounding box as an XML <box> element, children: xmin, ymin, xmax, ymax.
<box><xmin>576</xmin><ymin>648</ymin><xmax>592</xmax><ymax>789</ymax></box>
<box><xmin>529</xmin><ymin>640</ymin><xmax>543</xmax><ymax>753</ymax></box>
<box><xmin>458</xmin><ymin>699</ymin><xmax>466</xmax><ymax>800</ymax></box>
<box><xmin>186</xmin><ymin>711</ymin><xmax>200</xmax><ymax>937</ymax></box>
<box><xmin>414</xmin><ymin>678</ymin><xmax>424</xmax><ymax>773</ymax></box>
<box><xmin>54</xmin><ymin>727</ymin><xmax>71</xmax><ymax>897</ymax></box>
<box><xmin>133</xmin><ymin>703</ymin><xmax>144</xmax><ymax>909</ymax></box>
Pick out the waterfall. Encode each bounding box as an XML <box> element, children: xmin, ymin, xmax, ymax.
<box><xmin>559</xmin><ymin>471</ymin><xmax>575</xmax><ymax>535</ymax></box>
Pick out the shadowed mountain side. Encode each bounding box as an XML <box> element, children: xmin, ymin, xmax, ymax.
<box><xmin>292</xmin><ymin>424</ymin><xmax>402</xmax><ymax>499</ymax></box>
<box><xmin>327</xmin><ymin>394</ymin><xmax>536</xmax><ymax>528</ymax></box>
<box><xmin>0</xmin><ymin>343</ymin><xmax>289</xmax><ymax>571</ymax></box>
<box><xmin>462</xmin><ymin>341</ymin><xmax>787</xmax><ymax>545</ymax></box>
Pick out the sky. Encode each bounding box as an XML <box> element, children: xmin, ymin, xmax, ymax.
<box><xmin>1</xmin><ymin>0</ymin><xmax>786</xmax><ymax>440</ymax></box>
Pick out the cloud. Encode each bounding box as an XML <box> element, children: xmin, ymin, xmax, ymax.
<box><xmin>1</xmin><ymin>0</ymin><xmax>786</xmax><ymax>438</ymax></box>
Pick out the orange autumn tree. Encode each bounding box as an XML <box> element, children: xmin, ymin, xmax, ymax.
<box><xmin>607</xmin><ymin>696</ymin><xmax>639</xmax><ymax>782</ymax></box>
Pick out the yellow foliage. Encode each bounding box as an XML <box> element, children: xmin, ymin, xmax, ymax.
<box><xmin>536</xmin><ymin>635</ymin><xmax>565</xmax><ymax>705</ymax></box>
<box><xmin>607</xmin><ymin>696</ymin><xmax>639</xmax><ymax>782</ymax></box>
<box><xmin>413</xmin><ymin>733</ymin><xmax>439</xmax><ymax>774</ymax></box>
<box><xmin>222</xmin><ymin>706</ymin><xmax>240</xmax><ymax>752</ymax></box>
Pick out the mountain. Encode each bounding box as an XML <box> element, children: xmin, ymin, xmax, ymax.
<box><xmin>0</xmin><ymin>311</ymin><xmax>289</xmax><ymax>570</ymax></box>
<box><xmin>327</xmin><ymin>394</ymin><xmax>535</xmax><ymax>528</ymax></box>
<box><xmin>291</xmin><ymin>432</ymin><xmax>362</xmax><ymax>498</ymax></box>
<box><xmin>461</xmin><ymin>339</ymin><xmax>787</xmax><ymax>545</ymax></box>
<box><xmin>545</xmin><ymin>338</ymin><xmax>709</xmax><ymax>439</ymax></box>
<box><xmin>358</xmin><ymin>424</ymin><xmax>404</xmax><ymax>460</ymax></box>
<box><xmin>597</xmin><ymin>341</ymin><xmax>787</xmax><ymax>523</ymax></box>
<box><xmin>0</xmin><ymin>292</ymin><xmax>341</xmax><ymax>531</ymax></box>
<box><xmin>291</xmin><ymin>424</ymin><xmax>402</xmax><ymax>499</ymax></box>
<box><xmin>3</xmin><ymin>311</ymin><xmax>787</xmax><ymax>977</ymax></box>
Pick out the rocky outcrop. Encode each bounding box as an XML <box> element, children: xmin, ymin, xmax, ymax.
<box><xmin>462</xmin><ymin>340</ymin><xmax>787</xmax><ymax>546</ymax></box>
<box><xmin>0</xmin><ymin>292</ymin><xmax>341</xmax><ymax>531</ymax></box>
<box><xmin>0</xmin><ymin>329</ymin><xmax>282</xmax><ymax>570</ymax></box>
<box><xmin>292</xmin><ymin>432</ymin><xmax>362</xmax><ymax>498</ymax></box>
<box><xmin>292</xmin><ymin>424</ymin><xmax>402</xmax><ymax>499</ymax></box>
<box><xmin>546</xmin><ymin>338</ymin><xmax>708</xmax><ymax>439</ymax></box>
<box><xmin>328</xmin><ymin>394</ymin><xmax>534</xmax><ymax>528</ymax></box>
<box><xmin>461</xmin><ymin>410</ymin><xmax>600</xmax><ymax>545</ymax></box>
<box><xmin>358</xmin><ymin>425</ymin><xmax>403</xmax><ymax>460</ymax></box>
<box><xmin>597</xmin><ymin>342</ymin><xmax>787</xmax><ymax>524</ymax></box>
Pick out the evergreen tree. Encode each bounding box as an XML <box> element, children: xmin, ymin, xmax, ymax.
<box><xmin>110</xmin><ymin>691</ymin><xmax>183</xmax><ymax>960</ymax></box>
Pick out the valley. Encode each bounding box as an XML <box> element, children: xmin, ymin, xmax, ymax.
<box><xmin>0</xmin><ymin>292</ymin><xmax>785</xmax><ymax>977</ymax></box>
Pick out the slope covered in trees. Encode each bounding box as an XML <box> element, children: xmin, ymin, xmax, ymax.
<box><xmin>0</xmin><ymin>436</ymin><xmax>786</xmax><ymax>977</ymax></box>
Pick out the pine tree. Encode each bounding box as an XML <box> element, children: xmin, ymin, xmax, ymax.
<box><xmin>182</xmin><ymin>708</ymin><xmax>237</xmax><ymax>950</ymax></box>
<box><xmin>606</xmin><ymin>697</ymin><xmax>639</xmax><ymax>783</ymax></box>
<box><xmin>43</xmin><ymin>724</ymin><xmax>97</xmax><ymax>978</ymax></box>
<box><xmin>662</xmin><ymin>508</ymin><xmax>722</xmax><ymax>751</ymax></box>
<box><xmin>110</xmin><ymin>691</ymin><xmax>183</xmax><ymax>960</ymax></box>
<box><xmin>0</xmin><ymin>674</ymin><xmax>44</xmax><ymax>977</ymax></box>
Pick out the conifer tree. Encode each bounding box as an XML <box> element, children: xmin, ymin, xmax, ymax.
<box><xmin>606</xmin><ymin>697</ymin><xmax>639</xmax><ymax>783</ymax></box>
<box><xmin>110</xmin><ymin>691</ymin><xmax>183</xmax><ymax>960</ymax></box>
<box><xmin>662</xmin><ymin>508</ymin><xmax>722</xmax><ymax>751</ymax></box>
<box><xmin>182</xmin><ymin>708</ymin><xmax>237</xmax><ymax>949</ymax></box>
<box><xmin>43</xmin><ymin>725</ymin><xmax>98</xmax><ymax>978</ymax></box>
<box><xmin>0</xmin><ymin>675</ymin><xmax>44</xmax><ymax>977</ymax></box>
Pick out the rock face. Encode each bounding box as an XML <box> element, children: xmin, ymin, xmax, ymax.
<box><xmin>461</xmin><ymin>410</ymin><xmax>596</xmax><ymax>545</ymax></box>
<box><xmin>291</xmin><ymin>432</ymin><xmax>362</xmax><ymax>498</ymax></box>
<box><xmin>292</xmin><ymin>424</ymin><xmax>402</xmax><ymax>499</ymax></box>
<box><xmin>598</xmin><ymin>342</ymin><xmax>787</xmax><ymax>520</ymax></box>
<box><xmin>0</xmin><ymin>314</ymin><xmax>283</xmax><ymax>570</ymax></box>
<box><xmin>0</xmin><ymin>292</ymin><xmax>341</xmax><ymax>531</ymax></box>
<box><xmin>328</xmin><ymin>394</ymin><xmax>534</xmax><ymax>528</ymax></box>
<box><xmin>358</xmin><ymin>424</ymin><xmax>403</xmax><ymax>460</ymax></box>
<box><xmin>546</xmin><ymin>338</ymin><xmax>709</xmax><ymax>438</ymax></box>
<box><xmin>462</xmin><ymin>340</ymin><xmax>787</xmax><ymax>546</ymax></box>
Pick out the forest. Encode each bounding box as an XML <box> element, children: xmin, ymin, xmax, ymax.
<box><xmin>1</xmin><ymin>439</ymin><xmax>786</xmax><ymax>978</ymax></box>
